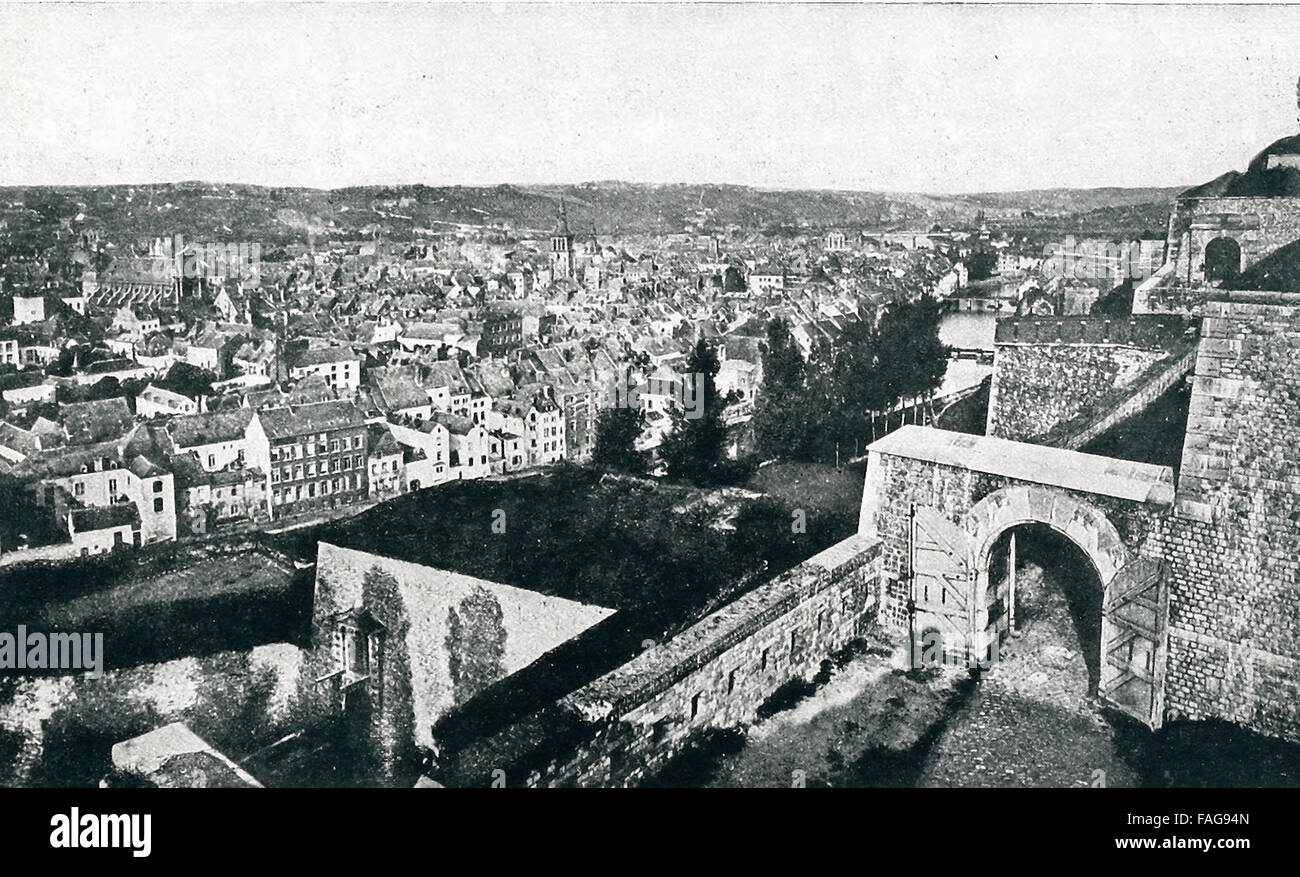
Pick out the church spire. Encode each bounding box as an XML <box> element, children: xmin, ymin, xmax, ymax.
<box><xmin>556</xmin><ymin>197</ymin><xmax>572</xmax><ymax>237</ymax></box>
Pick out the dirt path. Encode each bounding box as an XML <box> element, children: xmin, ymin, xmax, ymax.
<box><xmin>917</xmin><ymin>562</ymin><xmax>1139</xmax><ymax>788</ymax></box>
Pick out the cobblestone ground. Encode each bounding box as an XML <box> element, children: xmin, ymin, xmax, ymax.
<box><xmin>917</xmin><ymin>562</ymin><xmax>1140</xmax><ymax>788</ymax></box>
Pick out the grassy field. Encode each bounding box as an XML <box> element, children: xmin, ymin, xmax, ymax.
<box><xmin>745</xmin><ymin>460</ymin><xmax>866</xmax><ymax>522</ymax></box>
<box><xmin>283</xmin><ymin>466</ymin><xmax>854</xmax><ymax>615</ymax></box>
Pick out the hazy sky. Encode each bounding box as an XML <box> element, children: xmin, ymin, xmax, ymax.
<box><xmin>2</xmin><ymin>2</ymin><xmax>1299</xmax><ymax>192</ymax></box>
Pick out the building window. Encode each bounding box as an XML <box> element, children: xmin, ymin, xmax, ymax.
<box><xmin>207</xmin><ymin>454</ymin><xmax>215</xmax><ymax>468</ymax></box>
<box><xmin>153</xmin><ymin>498</ymin><xmax>164</xmax><ymax>513</ymax></box>
<box><xmin>761</xmin><ymin>648</ymin><xmax>770</xmax><ymax>671</ymax></box>
<box><xmin>108</xmin><ymin>478</ymin><xmax>117</xmax><ymax>494</ymax></box>
<box><xmin>74</xmin><ymin>482</ymin><xmax>85</xmax><ymax>497</ymax></box>
<box><xmin>690</xmin><ymin>692</ymin><xmax>702</xmax><ymax>719</ymax></box>
<box><xmin>727</xmin><ymin>669</ymin><xmax>737</xmax><ymax>694</ymax></box>
<box><xmin>153</xmin><ymin>480</ymin><xmax>163</xmax><ymax>493</ymax></box>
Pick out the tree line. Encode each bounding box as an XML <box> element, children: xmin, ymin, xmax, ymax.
<box><xmin>751</xmin><ymin>296</ymin><xmax>950</xmax><ymax>464</ymax></box>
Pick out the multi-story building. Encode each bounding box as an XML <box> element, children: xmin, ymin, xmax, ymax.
<box><xmin>244</xmin><ymin>400</ymin><xmax>369</xmax><ymax>520</ymax></box>
<box><xmin>748</xmin><ymin>270</ymin><xmax>786</xmax><ymax>295</ymax></box>
<box><xmin>286</xmin><ymin>346</ymin><xmax>362</xmax><ymax>393</ymax></box>
<box><xmin>18</xmin><ymin>432</ymin><xmax>179</xmax><ymax>548</ymax></box>
<box><xmin>430</xmin><ymin>412</ymin><xmax>490</xmax><ymax>481</ymax></box>
<box><xmin>386</xmin><ymin>419</ymin><xmax>450</xmax><ymax>491</ymax></box>
<box><xmin>488</xmin><ymin>395</ymin><xmax>565</xmax><ymax>468</ymax></box>
<box><xmin>168</xmin><ymin>409</ymin><xmax>253</xmax><ymax>472</ymax></box>
<box><xmin>553</xmin><ymin>381</ymin><xmax>596</xmax><ymax>462</ymax></box>
<box><xmin>366</xmin><ymin>422</ymin><xmax>405</xmax><ymax>499</ymax></box>
<box><xmin>0</xmin><ymin>332</ymin><xmax>18</xmax><ymax>366</ymax></box>
<box><xmin>481</xmin><ymin>310</ymin><xmax>524</xmax><ymax>358</ymax></box>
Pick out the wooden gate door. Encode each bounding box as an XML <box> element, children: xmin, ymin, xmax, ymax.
<box><xmin>1099</xmin><ymin>556</ymin><xmax>1169</xmax><ymax>729</ymax></box>
<box><xmin>909</xmin><ymin>504</ymin><xmax>977</xmax><ymax>668</ymax></box>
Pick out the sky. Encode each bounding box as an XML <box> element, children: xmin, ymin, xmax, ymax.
<box><xmin>2</xmin><ymin>2</ymin><xmax>1300</xmax><ymax>193</ymax></box>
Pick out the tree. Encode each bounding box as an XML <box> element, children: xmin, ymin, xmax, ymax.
<box><xmin>160</xmin><ymin>362</ymin><xmax>216</xmax><ymax>399</ymax></box>
<box><xmin>445</xmin><ymin>586</ymin><xmax>507</xmax><ymax>705</ymax></box>
<box><xmin>967</xmin><ymin>249</ymin><xmax>998</xmax><ymax>281</ymax></box>
<box><xmin>659</xmin><ymin>339</ymin><xmax>729</xmax><ymax>484</ymax></box>
<box><xmin>751</xmin><ymin>318</ymin><xmax>809</xmax><ymax>459</ymax></box>
<box><xmin>592</xmin><ymin>405</ymin><xmax>647</xmax><ymax>474</ymax></box>
<box><xmin>0</xmin><ymin>473</ymin><xmax>61</xmax><ymax>551</ymax></box>
<box><xmin>723</xmin><ymin>265</ymin><xmax>747</xmax><ymax>293</ymax></box>
<box><xmin>876</xmin><ymin>295</ymin><xmax>949</xmax><ymax>424</ymax></box>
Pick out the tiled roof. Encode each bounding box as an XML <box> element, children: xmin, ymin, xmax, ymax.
<box><xmin>168</xmin><ymin>409</ymin><xmax>253</xmax><ymax>448</ymax></box>
<box><xmin>70</xmin><ymin>502</ymin><xmax>141</xmax><ymax>532</ymax></box>
<box><xmin>429</xmin><ymin>411</ymin><xmax>475</xmax><ymax>435</ymax></box>
<box><xmin>59</xmin><ymin>397</ymin><xmax>134</xmax><ymax>445</ymax></box>
<box><xmin>256</xmin><ymin>400</ymin><xmax>365</xmax><ymax>440</ymax></box>
<box><xmin>289</xmin><ymin>345</ymin><xmax>359</xmax><ymax>367</ymax></box>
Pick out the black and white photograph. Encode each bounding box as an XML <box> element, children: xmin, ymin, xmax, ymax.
<box><xmin>0</xmin><ymin>0</ymin><xmax>1293</xmax><ymax>854</ymax></box>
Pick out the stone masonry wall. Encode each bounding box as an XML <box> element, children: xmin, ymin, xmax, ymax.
<box><xmin>441</xmin><ymin>533</ymin><xmax>881</xmax><ymax>788</ymax></box>
<box><xmin>1157</xmin><ymin>293</ymin><xmax>1300</xmax><ymax>740</ymax></box>
<box><xmin>987</xmin><ymin>316</ymin><xmax>1189</xmax><ymax>444</ymax></box>
<box><xmin>1060</xmin><ymin>349</ymin><xmax>1196</xmax><ymax>451</ymax></box>
<box><xmin>862</xmin><ymin>452</ymin><xmax>1168</xmax><ymax>631</ymax></box>
<box><xmin>1168</xmin><ymin>197</ymin><xmax>1300</xmax><ymax>282</ymax></box>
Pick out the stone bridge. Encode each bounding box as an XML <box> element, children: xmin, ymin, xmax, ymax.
<box><xmin>859</xmin><ymin>425</ymin><xmax>1176</xmax><ymax>726</ymax></box>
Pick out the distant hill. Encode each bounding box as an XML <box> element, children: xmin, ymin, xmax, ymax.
<box><xmin>0</xmin><ymin>180</ymin><xmax>1187</xmax><ymax>247</ymax></box>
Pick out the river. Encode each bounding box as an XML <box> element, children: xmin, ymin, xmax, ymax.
<box><xmin>933</xmin><ymin>310</ymin><xmax>997</xmax><ymax>399</ymax></box>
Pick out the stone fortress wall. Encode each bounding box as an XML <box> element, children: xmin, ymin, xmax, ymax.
<box><xmin>986</xmin><ymin>315</ymin><xmax>1196</xmax><ymax>445</ymax></box>
<box><xmin>1168</xmin><ymin>197</ymin><xmax>1300</xmax><ymax>283</ymax></box>
<box><xmin>1154</xmin><ymin>292</ymin><xmax>1300</xmax><ymax>739</ymax></box>
<box><xmin>440</xmin><ymin>533</ymin><xmax>881</xmax><ymax>787</ymax></box>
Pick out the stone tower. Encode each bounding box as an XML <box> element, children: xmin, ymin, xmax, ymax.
<box><xmin>550</xmin><ymin>198</ymin><xmax>575</xmax><ymax>281</ymax></box>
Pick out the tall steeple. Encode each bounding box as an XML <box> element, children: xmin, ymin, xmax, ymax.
<box><xmin>555</xmin><ymin>197</ymin><xmax>572</xmax><ymax>238</ymax></box>
<box><xmin>550</xmin><ymin>197</ymin><xmax>575</xmax><ymax>280</ymax></box>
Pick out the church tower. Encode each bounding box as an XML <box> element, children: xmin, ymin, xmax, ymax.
<box><xmin>550</xmin><ymin>198</ymin><xmax>575</xmax><ymax>280</ymax></box>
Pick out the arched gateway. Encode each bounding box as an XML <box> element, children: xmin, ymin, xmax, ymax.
<box><xmin>860</xmin><ymin>426</ymin><xmax>1175</xmax><ymax>728</ymax></box>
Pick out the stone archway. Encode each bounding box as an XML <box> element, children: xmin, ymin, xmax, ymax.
<box><xmin>964</xmin><ymin>486</ymin><xmax>1125</xmax><ymax>683</ymax></box>
<box><xmin>966</xmin><ymin>485</ymin><xmax>1129</xmax><ymax>591</ymax></box>
<box><xmin>1203</xmin><ymin>236</ymin><xmax>1242</xmax><ymax>283</ymax></box>
<box><xmin>956</xmin><ymin>485</ymin><xmax>1167</xmax><ymax>727</ymax></box>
